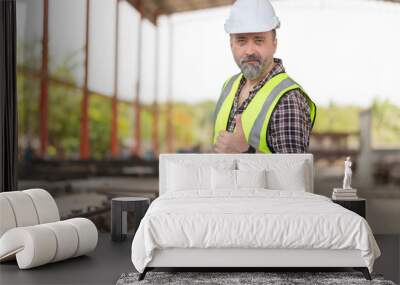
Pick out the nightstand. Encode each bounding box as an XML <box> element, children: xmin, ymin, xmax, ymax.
<box><xmin>332</xmin><ymin>198</ymin><xmax>366</xmax><ymax>218</ymax></box>
<box><xmin>111</xmin><ymin>197</ymin><xmax>150</xmax><ymax>242</ymax></box>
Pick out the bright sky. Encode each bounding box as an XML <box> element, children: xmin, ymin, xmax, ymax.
<box><xmin>16</xmin><ymin>0</ymin><xmax>400</xmax><ymax>107</ymax></box>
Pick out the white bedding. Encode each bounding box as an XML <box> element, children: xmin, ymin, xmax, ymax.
<box><xmin>131</xmin><ymin>189</ymin><xmax>380</xmax><ymax>273</ymax></box>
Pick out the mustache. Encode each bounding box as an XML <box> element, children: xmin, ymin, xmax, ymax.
<box><xmin>240</xmin><ymin>55</ymin><xmax>261</xmax><ymax>65</ymax></box>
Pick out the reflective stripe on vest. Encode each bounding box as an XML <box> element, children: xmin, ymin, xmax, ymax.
<box><xmin>212</xmin><ymin>72</ymin><xmax>316</xmax><ymax>153</ymax></box>
<box><xmin>211</xmin><ymin>73</ymin><xmax>241</xmax><ymax>145</ymax></box>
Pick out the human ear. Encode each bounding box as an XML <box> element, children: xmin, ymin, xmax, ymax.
<box><xmin>272</xmin><ymin>36</ymin><xmax>277</xmax><ymax>53</ymax></box>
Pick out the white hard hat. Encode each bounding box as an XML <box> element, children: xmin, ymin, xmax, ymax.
<box><xmin>224</xmin><ymin>0</ymin><xmax>280</xmax><ymax>34</ymax></box>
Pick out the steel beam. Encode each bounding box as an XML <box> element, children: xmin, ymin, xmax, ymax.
<box><xmin>132</xmin><ymin>0</ymin><xmax>143</xmax><ymax>157</ymax></box>
<box><xmin>111</xmin><ymin>0</ymin><xmax>120</xmax><ymax>157</ymax></box>
<box><xmin>166</xmin><ymin>16</ymin><xmax>173</xmax><ymax>153</ymax></box>
<box><xmin>80</xmin><ymin>0</ymin><xmax>91</xmax><ymax>159</ymax></box>
<box><xmin>152</xmin><ymin>12</ymin><xmax>161</xmax><ymax>157</ymax></box>
<box><xmin>39</xmin><ymin>0</ymin><xmax>49</xmax><ymax>158</ymax></box>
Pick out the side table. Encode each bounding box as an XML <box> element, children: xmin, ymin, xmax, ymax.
<box><xmin>332</xmin><ymin>198</ymin><xmax>366</xmax><ymax>218</ymax></box>
<box><xmin>111</xmin><ymin>197</ymin><xmax>150</xmax><ymax>242</ymax></box>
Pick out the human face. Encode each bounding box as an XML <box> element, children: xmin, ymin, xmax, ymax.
<box><xmin>230</xmin><ymin>31</ymin><xmax>277</xmax><ymax>81</ymax></box>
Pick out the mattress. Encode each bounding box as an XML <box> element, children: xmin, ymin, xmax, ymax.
<box><xmin>131</xmin><ymin>189</ymin><xmax>381</xmax><ymax>273</ymax></box>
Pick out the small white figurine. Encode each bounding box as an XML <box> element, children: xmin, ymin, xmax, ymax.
<box><xmin>343</xmin><ymin>156</ymin><xmax>352</xmax><ymax>189</ymax></box>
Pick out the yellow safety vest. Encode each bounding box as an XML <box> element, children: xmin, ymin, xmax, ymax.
<box><xmin>212</xmin><ymin>72</ymin><xmax>317</xmax><ymax>153</ymax></box>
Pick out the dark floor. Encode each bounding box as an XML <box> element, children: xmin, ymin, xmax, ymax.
<box><xmin>0</xmin><ymin>234</ymin><xmax>399</xmax><ymax>285</ymax></box>
<box><xmin>0</xmin><ymin>233</ymin><xmax>134</xmax><ymax>285</ymax></box>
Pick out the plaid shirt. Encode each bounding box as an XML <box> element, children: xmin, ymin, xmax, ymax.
<box><xmin>226</xmin><ymin>58</ymin><xmax>312</xmax><ymax>153</ymax></box>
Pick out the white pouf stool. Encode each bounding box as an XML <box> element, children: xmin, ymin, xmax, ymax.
<box><xmin>0</xmin><ymin>189</ymin><xmax>98</xmax><ymax>269</ymax></box>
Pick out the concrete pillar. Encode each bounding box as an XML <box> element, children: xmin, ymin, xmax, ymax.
<box><xmin>357</xmin><ymin>109</ymin><xmax>374</xmax><ymax>188</ymax></box>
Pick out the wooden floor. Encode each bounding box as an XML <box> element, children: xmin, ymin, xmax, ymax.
<box><xmin>0</xmin><ymin>234</ymin><xmax>398</xmax><ymax>285</ymax></box>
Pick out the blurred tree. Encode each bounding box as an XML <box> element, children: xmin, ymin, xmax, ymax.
<box><xmin>17</xmin><ymin>40</ymin><xmax>42</xmax><ymax>154</ymax></box>
<box><xmin>89</xmin><ymin>95</ymin><xmax>112</xmax><ymax>159</ymax></box>
<box><xmin>117</xmin><ymin>101</ymin><xmax>133</xmax><ymax>156</ymax></box>
<box><xmin>312</xmin><ymin>101</ymin><xmax>361</xmax><ymax>134</ymax></box>
<box><xmin>46</xmin><ymin>60</ymin><xmax>81</xmax><ymax>158</ymax></box>
<box><xmin>371</xmin><ymin>98</ymin><xmax>400</xmax><ymax>148</ymax></box>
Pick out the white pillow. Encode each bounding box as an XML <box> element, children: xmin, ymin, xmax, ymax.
<box><xmin>237</xmin><ymin>159</ymin><xmax>308</xmax><ymax>191</ymax></box>
<box><xmin>167</xmin><ymin>162</ymin><xmax>211</xmax><ymax>191</ymax></box>
<box><xmin>166</xmin><ymin>160</ymin><xmax>236</xmax><ymax>192</ymax></box>
<box><xmin>236</xmin><ymin>169</ymin><xmax>267</xmax><ymax>189</ymax></box>
<box><xmin>211</xmin><ymin>168</ymin><xmax>236</xmax><ymax>191</ymax></box>
<box><xmin>266</xmin><ymin>161</ymin><xmax>307</xmax><ymax>191</ymax></box>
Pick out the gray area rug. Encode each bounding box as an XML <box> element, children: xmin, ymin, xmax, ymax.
<box><xmin>116</xmin><ymin>271</ymin><xmax>396</xmax><ymax>285</ymax></box>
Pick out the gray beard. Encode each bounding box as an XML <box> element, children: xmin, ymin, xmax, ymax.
<box><xmin>240</xmin><ymin>62</ymin><xmax>263</xmax><ymax>80</ymax></box>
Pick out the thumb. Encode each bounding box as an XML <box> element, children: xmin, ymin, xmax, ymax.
<box><xmin>234</xmin><ymin>114</ymin><xmax>244</xmax><ymax>134</ymax></box>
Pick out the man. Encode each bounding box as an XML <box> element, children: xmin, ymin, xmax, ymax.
<box><xmin>212</xmin><ymin>0</ymin><xmax>316</xmax><ymax>154</ymax></box>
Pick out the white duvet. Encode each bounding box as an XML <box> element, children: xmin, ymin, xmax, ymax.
<box><xmin>131</xmin><ymin>189</ymin><xmax>381</xmax><ymax>273</ymax></box>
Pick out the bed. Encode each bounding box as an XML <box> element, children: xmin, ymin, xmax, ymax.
<box><xmin>131</xmin><ymin>153</ymin><xmax>381</xmax><ymax>281</ymax></box>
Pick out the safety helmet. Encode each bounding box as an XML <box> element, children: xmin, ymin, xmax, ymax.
<box><xmin>224</xmin><ymin>0</ymin><xmax>280</xmax><ymax>34</ymax></box>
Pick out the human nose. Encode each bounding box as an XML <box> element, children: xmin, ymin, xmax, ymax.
<box><xmin>244</xmin><ymin>41</ymin><xmax>257</xmax><ymax>56</ymax></box>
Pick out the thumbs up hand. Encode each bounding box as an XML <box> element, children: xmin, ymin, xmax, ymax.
<box><xmin>213</xmin><ymin>114</ymin><xmax>250</xmax><ymax>153</ymax></box>
<box><xmin>233</xmin><ymin>114</ymin><xmax>244</xmax><ymax>135</ymax></box>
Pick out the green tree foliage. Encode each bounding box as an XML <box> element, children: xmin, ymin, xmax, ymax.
<box><xmin>88</xmin><ymin>95</ymin><xmax>112</xmax><ymax>159</ymax></box>
<box><xmin>17</xmin><ymin>74</ymin><xmax>40</xmax><ymax>146</ymax></box>
<box><xmin>371</xmin><ymin>98</ymin><xmax>400</xmax><ymax>148</ymax></box>
<box><xmin>47</xmin><ymin>84</ymin><xmax>80</xmax><ymax>158</ymax></box>
<box><xmin>16</xmin><ymin>40</ymin><xmax>42</xmax><ymax>153</ymax></box>
<box><xmin>46</xmin><ymin>62</ymin><xmax>81</xmax><ymax>158</ymax></box>
<box><xmin>312</xmin><ymin>102</ymin><xmax>361</xmax><ymax>134</ymax></box>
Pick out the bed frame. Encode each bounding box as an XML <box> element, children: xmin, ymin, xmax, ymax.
<box><xmin>138</xmin><ymin>154</ymin><xmax>371</xmax><ymax>281</ymax></box>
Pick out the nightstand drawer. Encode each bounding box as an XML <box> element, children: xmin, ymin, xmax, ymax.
<box><xmin>332</xmin><ymin>198</ymin><xmax>366</xmax><ymax>218</ymax></box>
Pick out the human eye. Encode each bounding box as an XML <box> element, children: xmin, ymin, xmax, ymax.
<box><xmin>255</xmin><ymin>38</ymin><xmax>264</xmax><ymax>45</ymax></box>
<box><xmin>236</xmin><ymin>38</ymin><xmax>246</xmax><ymax>45</ymax></box>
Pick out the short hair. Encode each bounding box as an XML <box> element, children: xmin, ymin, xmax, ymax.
<box><xmin>272</xmin><ymin>29</ymin><xmax>276</xmax><ymax>39</ymax></box>
<box><xmin>229</xmin><ymin>29</ymin><xmax>276</xmax><ymax>39</ymax></box>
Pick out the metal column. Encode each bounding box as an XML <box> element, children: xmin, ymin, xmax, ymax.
<box><xmin>132</xmin><ymin>0</ymin><xmax>143</xmax><ymax>157</ymax></box>
<box><xmin>80</xmin><ymin>0</ymin><xmax>91</xmax><ymax>159</ymax></box>
<box><xmin>111</xmin><ymin>0</ymin><xmax>120</xmax><ymax>157</ymax></box>
<box><xmin>152</xmin><ymin>14</ymin><xmax>160</xmax><ymax>157</ymax></box>
<box><xmin>166</xmin><ymin>16</ymin><xmax>174</xmax><ymax>153</ymax></box>
<box><xmin>357</xmin><ymin>109</ymin><xmax>374</xmax><ymax>188</ymax></box>
<box><xmin>0</xmin><ymin>0</ymin><xmax>18</xmax><ymax>191</ymax></box>
<box><xmin>39</xmin><ymin>0</ymin><xmax>49</xmax><ymax>157</ymax></box>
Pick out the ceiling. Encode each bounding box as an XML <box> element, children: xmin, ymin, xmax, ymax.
<box><xmin>127</xmin><ymin>0</ymin><xmax>234</xmax><ymax>24</ymax></box>
<box><xmin>126</xmin><ymin>0</ymin><xmax>400</xmax><ymax>25</ymax></box>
